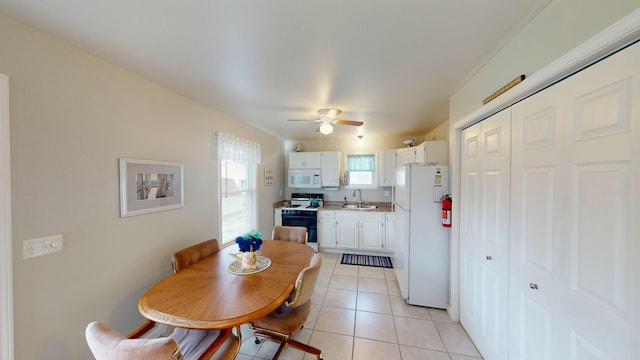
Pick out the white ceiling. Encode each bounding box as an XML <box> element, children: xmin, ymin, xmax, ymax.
<box><xmin>0</xmin><ymin>0</ymin><xmax>548</xmax><ymax>140</ymax></box>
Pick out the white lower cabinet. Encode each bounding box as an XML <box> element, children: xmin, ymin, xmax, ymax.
<box><xmin>317</xmin><ymin>210</ymin><xmax>337</xmax><ymax>250</ymax></box>
<box><xmin>336</xmin><ymin>211</ymin><xmax>384</xmax><ymax>251</ymax></box>
<box><xmin>336</xmin><ymin>218</ymin><xmax>358</xmax><ymax>249</ymax></box>
<box><xmin>274</xmin><ymin>208</ymin><xmax>282</xmax><ymax>227</ymax></box>
<box><xmin>384</xmin><ymin>212</ymin><xmax>394</xmax><ymax>252</ymax></box>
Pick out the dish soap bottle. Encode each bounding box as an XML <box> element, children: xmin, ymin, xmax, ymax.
<box><xmin>343</xmin><ymin>196</ymin><xmax>347</xmax><ymax>206</ymax></box>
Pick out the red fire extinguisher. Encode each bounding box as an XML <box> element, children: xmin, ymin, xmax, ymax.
<box><xmin>442</xmin><ymin>195</ymin><xmax>452</xmax><ymax>227</ymax></box>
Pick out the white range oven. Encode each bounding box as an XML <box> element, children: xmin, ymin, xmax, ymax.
<box><xmin>280</xmin><ymin>193</ymin><xmax>323</xmax><ymax>251</ymax></box>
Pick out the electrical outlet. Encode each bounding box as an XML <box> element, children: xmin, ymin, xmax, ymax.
<box><xmin>384</xmin><ymin>191</ymin><xmax>391</xmax><ymax>196</ymax></box>
<box><xmin>23</xmin><ymin>234</ymin><xmax>64</xmax><ymax>259</ymax></box>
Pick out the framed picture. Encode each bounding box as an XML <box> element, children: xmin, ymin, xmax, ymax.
<box><xmin>119</xmin><ymin>158</ymin><xmax>184</xmax><ymax>217</ymax></box>
<box><xmin>264</xmin><ymin>168</ymin><xmax>274</xmax><ymax>186</ymax></box>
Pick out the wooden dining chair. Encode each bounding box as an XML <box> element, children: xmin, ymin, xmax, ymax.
<box><xmin>172</xmin><ymin>239</ymin><xmax>220</xmax><ymax>273</ymax></box>
<box><xmin>250</xmin><ymin>253</ymin><xmax>323</xmax><ymax>359</ymax></box>
<box><xmin>86</xmin><ymin>320</ymin><xmax>240</xmax><ymax>360</ymax></box>
<box><xmin>271</xmin><ymin>226</ymin><xmax>308</xmax><ymax>244</ymax></box>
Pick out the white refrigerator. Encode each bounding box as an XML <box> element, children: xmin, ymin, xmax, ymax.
<box><xmin>393</xmin><ymin>164</ymin><xmax>449</xmax><ymax>308</ymax></box>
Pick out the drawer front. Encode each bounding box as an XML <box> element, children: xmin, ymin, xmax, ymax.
<box><xmin>318</xmin><ymin>210</ymin><xmax>336</xmax><ymax>219</ymax></box>
<box><xmin>336</xmin><ymin>210</ymin><xmax>383</xmax><ymax>221</ymax></box>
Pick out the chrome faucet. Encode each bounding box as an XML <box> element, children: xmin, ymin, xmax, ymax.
<box><xmin>353</xmin><ymin>189</ymin><xmax>363</xmax><ymax>206</ymax></box>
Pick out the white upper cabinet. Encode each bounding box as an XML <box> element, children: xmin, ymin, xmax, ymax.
<box><xmin>379</xmin><ymin>149</ymin><xmax>397</xmax><ymax>187</ymax></box>
<box><xmin>289</xmin><ymin>151</ymin><xmax>339</xmax><ymax>187</ymax></box>
<box><xmin>396</xmin><ymin>146</ymin><xmax>417</xmax><ymax>167</ymax></box>
<box><xmin>418</xmin><ymin>140</ymin><xmax>448</xmax><ymax>165</ymax></box>
<box><xmin>289</xmin><ymin>152</ymin><xmax>322</xmax><ymax>169</ymax></box>
<box><xmin>320</xmin><ymin>151</ymin><xmax>340</xmax><ymax>187</ymax></box>
<box><xmin>397</xmin><ymin>141</ymin><xmax>449</xmax><ymax>167</ymax></box>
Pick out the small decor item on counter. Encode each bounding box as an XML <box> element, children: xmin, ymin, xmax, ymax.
<box><xmin>233</xmin><ymin>231</ymin><xmax>263</xmax><ymax>269</ymax></box>
<box><xmin>294</xmin><ymin>143</ymin><xmax>304</xmax><ymax>152</ymax></box>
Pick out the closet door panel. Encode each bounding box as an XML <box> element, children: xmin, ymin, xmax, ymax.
<box><xmin>511</xmin><ymin>41</ymin><xmax>640</xmax><ymax>360</ymax></box>
<box><xmin>511</xmin><ymin>84</ymin><xmax>566</xmax><ymax>359</ymax></box>
<box><xmin>460</xmin><ymin>128</ymin><xmax>482</xmax><ymax>330</ymax></box>
<box><xmin>460</xmin><ymin>109</ymin><xmax>511</xmax><ymax>360</ymax></box>
<box><xmin>561</xmin><ymin>42</ymin><xmax>640</xmax><ymax>360</ymax></box>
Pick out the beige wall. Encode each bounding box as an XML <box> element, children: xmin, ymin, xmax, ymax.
<box><xmin>425</xmin><ymin>120</ymin><xmax>449</xmax><ymax>141</ymax></box>
<box><xmin>449</xmin><ymin>0</ymin><xmax>640</xmax><ymax>123</ymax></box>
<box><xmin>1</xmin><ymin>13</ymin><xmax>284</xmax><ymax>359</ymax></box>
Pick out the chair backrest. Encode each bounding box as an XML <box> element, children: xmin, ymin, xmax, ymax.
<box><xmin>172</xmin><ymin>239</ymin><xmax>220</xmax><ymax>273</ymax></box>
<box><xmin>271</xmin><ymin>226</ymin><xmax>308</xmax><ymax>244</ymax></box>
<box><xmin>286</xmin><ymin>253</ymin><xmax>322</xmax><ymax>308</ymax></box>
<box><xmin>86</xmin><ymin>321</ymin><xmax>181</xmax><ymax>360</ymax></box>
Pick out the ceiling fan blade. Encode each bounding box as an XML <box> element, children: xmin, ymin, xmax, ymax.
<box><xmin>325</xmin><ymin>108</ymin><xmax>341</xmax><ymax>119</ymax></box>
<box><xmin>335</xmin><ymin>120</ymin><xmax>364</xmax><ymax>126</ymax></box>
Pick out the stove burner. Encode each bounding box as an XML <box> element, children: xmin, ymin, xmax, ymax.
<box><xmin>287</xmin><ymin>192</ymin><xmax>325</xmax><ymax>210</ymax></box>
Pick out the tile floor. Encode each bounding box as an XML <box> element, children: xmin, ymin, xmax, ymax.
<box><xmin>235</xmin><ymin>252</ymin><xmax>483</xmax><ymax>360</ymax></box>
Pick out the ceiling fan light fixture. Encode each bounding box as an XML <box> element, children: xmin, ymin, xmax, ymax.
<box><xmin>319</xmin><ymin>122</ymin><xmax>333</xmax><ymax>135</ymax></box>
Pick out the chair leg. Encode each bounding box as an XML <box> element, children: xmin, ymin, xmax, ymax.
<box><xmin>286</xmin><ymin>339</ymin><xmax>322</xmax><ymax>359</ymax></box>
<box><xmin>253</xmin><ymin>331</ymin><xmax>322</xmax><ymax>360</ymax></box>
<box><xmin>272</xmin><ymin>340</ymin><xmax>287</xmax><ymax>360</ymax></box>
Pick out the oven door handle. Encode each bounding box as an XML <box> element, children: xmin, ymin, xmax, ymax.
<box><xmin>281</xmin><ymin>214</ymin><xmax>317</xmax><ymax>220</ymax></box>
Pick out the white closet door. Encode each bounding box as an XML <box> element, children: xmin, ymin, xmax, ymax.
<box><xmin>460</xmin><ymin>108</ymin><xmax>511</xmax><ymax>360</ymax></box>
<box><xmin>510</xmin><ymin>71</ymin><xmax>568</xmax><ymax>360</ymax></box>
<box><xmin>510</xmin><ymin>41</ymin><xmax>640</xmax><ymax>359</ymax></box>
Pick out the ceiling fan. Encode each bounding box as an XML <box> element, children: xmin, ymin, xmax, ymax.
<box><xmin>288</xmin><ymin>108</ymin><xmax>363</xmax><ymax>135</ymax></box>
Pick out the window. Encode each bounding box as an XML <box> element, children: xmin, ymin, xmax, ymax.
<box><xmin>344</xmin><ymin>153</ymin><xmax>377</xmax><ymax>188</ymax></box>
<box><xmin>217</xmin><ymin>133</ymin><xmax>261</xmax><ymax>246</ymax></box>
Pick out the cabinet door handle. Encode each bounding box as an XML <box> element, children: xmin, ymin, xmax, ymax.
<box><xmin>486</xmin><ymin>255</ymin><xmax>492</xmax><ymax>260</ymax></box>
<box><xmin>529</xmin><ymin>283</ymin><xmax>539</xmax><ymax>290</ymax></box>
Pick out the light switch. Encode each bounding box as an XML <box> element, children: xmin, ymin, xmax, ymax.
<box><xmin>23</xmin><ymin>234</ymin><xmax>64</xmax><ymax>259</ymax></box>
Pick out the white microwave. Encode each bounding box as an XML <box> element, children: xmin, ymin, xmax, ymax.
<box><xmin>288</xmin><ymin>169</ymin><xmax>322</xmax><ymax>188</ymax></box>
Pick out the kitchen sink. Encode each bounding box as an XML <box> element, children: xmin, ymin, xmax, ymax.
<box><xmin>341</xmin><ymin>204</ymin><xmax>378</xmax><ymax>210</ymax></box>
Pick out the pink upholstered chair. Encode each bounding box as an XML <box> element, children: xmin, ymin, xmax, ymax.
<box><xmin>172</xmin><ymin>239</ymin><xmax>220</xmax><ymax>273</ymax></box>
<box><xmin>85</xmin><ymin>320</ymin><xmax>239</xmax><ymax>360</ymax></box>
<box><xmin>271</xmin><ymin>226</ymin><xmax>308</xmax><ymax>244</ymax></box>
<box><xmin>250</xmin><ymin>253</ymin><xmax>323</xmax><ymax>359</ymax></box>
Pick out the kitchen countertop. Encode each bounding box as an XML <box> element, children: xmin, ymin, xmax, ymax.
<box><xmin>273</xmin><ymin>201</ymin><xmax>393</xmax><ymax>212</ymax></box>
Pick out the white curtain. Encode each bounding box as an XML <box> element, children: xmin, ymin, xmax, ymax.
<box><xmin>347</xmin><ymin>154</ymin><xmax>375</xmax><ymax>171</ymax></box>
<box><xmin>216</xmin><ymin>133</ymin><xmax>261</xmax><ymax>243</ymax></box>
<box><xmin>216</xmin><ymin>133</ymin><xmax>261</xmax><ymax>166</ymax></box>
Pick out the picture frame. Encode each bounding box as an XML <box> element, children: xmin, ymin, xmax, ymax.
<box><xmin>264</xmin><ymin>168</ymin><xmax>274</xmax><ymax>186</ymax></box>
<box><xmin>119</xmin><ymin>158</ymin><xmax>184</xmax><ymax>217</ymax></box>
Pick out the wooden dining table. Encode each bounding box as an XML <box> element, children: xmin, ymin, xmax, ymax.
<box><xmin>138</xmin><ymin>240</ymin><xmax>315</xmax><ymax>330</ymax></box>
